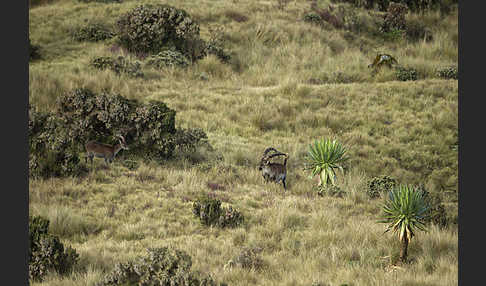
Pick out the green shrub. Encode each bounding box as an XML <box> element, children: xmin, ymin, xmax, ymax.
<box><xmin>303</xmin><ymin>12</ymin><xmax>323</xmax><ymax>25</ymax></box>
<box><xmin>317</xmin><ymin>185</ymin><xmax>347</xmax><ymax>197</ymax></box>
<box><xmin>205</xmin><ymin>26</ymin><xmax>231</xmax><ymax>63</ymax></box>
<box><xmin>436</xmin><ymin>65</ymin><xmax>458</xmax><ymax>80</ymax></box>
<box><xmin>331</xmin><ymin>0</ymin><xmax>456</xmax><ymax>12</ymax></box>
<box><xmin>395</xmin><ymin>66</ymin><xmax>418</xmax><ymax>81</ymax></box>
<box><xmin>55</xmin><ymin>88</ymin><xmax>177</xmax><ymax>161</ymax></box>
<box><xmin>29</xmin><ymin>38</ymin><xmax>41</xmax><ymax>61</ymax></box>
<box><xmin>115</xmin><ymin>4</ymin><xmax>205</xmax><ymax>61</ymax></box>
<box><xmin>72</xmin><ymin>23</ymin><xmax>115</xmax><ymax>42</ymax></box>
<box><xmin>173</xmin><ymin>128</ymin><xmax>209</xmax><ymax>152</ymax></box>
<box><xmin>29</xmin><ymin>215</ymin><xmax>79</xmax><ymax>282</ymax></box>
<box><xmin>379</xmin><ymin>2</ymin><xmax>408</xmax><ymax>35</ymax></box>
<box><xmin>193</xmin><ymin>195</ymin><xmax>243</xmax><ymax>228</ymax></box>
<box><xmin>96</xmin><ymin>247</ymin><xmax>223</xmax><ymax>286</ymax></box>
<box><xmin>29</xmin><ymin>107</ymin><xmax>86</xmax><ymax>179</ymax></box>
<box><xmin>367</xmin><ymin>175</ymin><xmax>397</xmax><ymax>199</ymax></box>
<box><xmin>145</xmin><ymin>50</ymin><xmax>190</xmax><ymax>69</ymax></box>
<box><xmin>421</xmin><ymin>189</ymin><xmax>449</xmax><ymax>228</ymax></box>
<box><xmin>90</xmin><ymin>56</ymin><xmax>144</xmax><ymax>78</ymax></box>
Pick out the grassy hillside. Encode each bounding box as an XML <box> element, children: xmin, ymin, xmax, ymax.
<box><xmin>29</xmin><ymin>0</ymin><xmax>458</xmax><ymax>285</ymax></box>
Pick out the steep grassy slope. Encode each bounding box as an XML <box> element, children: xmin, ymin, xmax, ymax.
<box><xmin>29</xmin><ymin>0</ymin><xmax>458</xmax><ymax>285</ymax></box>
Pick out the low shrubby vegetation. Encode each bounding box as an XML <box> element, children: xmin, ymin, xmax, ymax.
<box><xmin>29</xmin><ymin>215</ymin><xmax>79</xmax><ymax>281</ymax></box>
<box><xmin>90</xmin><ymin>56</ymin><xmax>144</xmax><ymax>78</ymax></box>
<box><xmin>96</xmin><ymin>247</ymin><xmax>225</xmax><ymax>286</ymax></box>
<box><xmin>192</xmin><ymin>194</ymin><xmax>244</xmax><ymax>228</ymax></box>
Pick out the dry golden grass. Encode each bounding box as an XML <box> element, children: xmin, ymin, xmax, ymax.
<box><xmin>29</xmin><ymin>0</ymin><xmax>458</xmax><ymax>285</ymax></box>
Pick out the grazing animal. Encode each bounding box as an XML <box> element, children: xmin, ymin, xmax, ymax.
<box><xmin>368</xmin><ymin>53</ymin><xmax>398</xmax><ymax>69</ymax></box>
<box><xmin>85</xmin><ymin>134</ymin><xmax>129</xmax><ymax>165</ymax></box>
<box><xmin>258</xmin><ymin>147</ymin><xmax>289</xmax><ymax>190</ymax></box>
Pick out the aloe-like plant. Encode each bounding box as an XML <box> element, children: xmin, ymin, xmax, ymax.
<box><xmin>379</xmin><ymin>184</ymin><xmax>429</xmax><ymax>263</ymax></box>
<box><xmin>304</xmin><ymin>138</ymin><xmax>349</xmax><ymax>187</ymax></box>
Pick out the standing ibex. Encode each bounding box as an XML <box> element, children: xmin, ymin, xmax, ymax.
<box><xmin>85</xmin><ymin>134</ymin><xmax>129</xmax><ymax>165</ymax></box>
<box><xmin>258</xmin><ymin>147</ymin><xmax>289</xmax><ymax>190</ymax></box>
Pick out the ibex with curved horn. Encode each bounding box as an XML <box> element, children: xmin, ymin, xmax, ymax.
<box><xmin>85</xmin><ymin>134</ymin><xmax>129</xmax><ymax>165</ymax></box>
<box><xmin>258</xmin><ymin>147</ymin><xmax>289</xmax><ymax>190</ymax></box>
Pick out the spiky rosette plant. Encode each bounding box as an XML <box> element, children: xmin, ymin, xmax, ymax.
<box><xmin>379</xmin><ymin>184</ymin><xmax>429</xmax><ymax>263</ymax></box>
<box><xmin>304</xmin><ymin>138</ymin><xmax>349</xmax><ymax>188</ymax></box>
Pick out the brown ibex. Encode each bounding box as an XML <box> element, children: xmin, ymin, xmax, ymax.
<box><xmin>258</xmin><ymin>147</ymin><xmax>289</xmax><ymax>190</ymax></box>
<box><xmin>85</xmin><ymin>134</ymin><xmax>129</xmax><ymax>165</ymax></box>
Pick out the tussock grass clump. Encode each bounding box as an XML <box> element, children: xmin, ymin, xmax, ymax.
<box><xmin>90</xmin><ymin>56</ymin><xmax>144</xmax><ymax>78</ymax></box>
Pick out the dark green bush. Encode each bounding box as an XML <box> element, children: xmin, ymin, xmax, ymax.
<box><xmin>205</xmin><ymin>26</ymin><xmax>231</xmax><ymax>63</ymax></box>
<box><xmin>317</xmin><ymin>185</ymin><xmax>347</xmax><ymax>197</ymax></box>
<box><xmin>421</xmin><ymin>189</ymin><xmax>449</xmax><ymax>228</ymax></box>
<box><xmin>96</xmin><ymin>247</ymin><xmax>223</xmax><ymax>286</ymax></box>
<box><xmin>173</xmin><ymin>128</ymin><xmax>209</xmax><ymax>152</ymax></box>
<box><xmin>379</xmin><ymin>2</ymin><xmax>408</xmax><ymax>35</ymax></box>
<box><xmin>55</xmin><ymin>88</ymin><xmax>177</xmax><ymax>161</ymax></box>
<box><xmin>436</xmin><ymin>65</ymin><xmax>458</xmax><ymax>80</ymax></box>
<box><xmin>90</xmin><ymin>56</ymin><xmax>144</xmax><ymax>78</ymax></box>
<box><xmin>115</xmin><ymin>4</ymin><xmax>205</xmax><ymax>61</ymax></box>
<box><xmin>331</xmin><ymin>0</ymin><xmax>456</xmax><ymax>12</ymax></box>
<box><xmin>193</xmin><ymin>195</ymin><xmax>243</xmax><ymax>228</ymax></box>
<box><xmin>395</xmin><ymin>66</ymin><xmax>418</xmax><ymax>81</ymax></box>
<box><xmin>29</xmin><ymin>38</ymin><xmax>41</xmax><ymax>61</ymax></box>
<box><xmin>367</xmin><ymin>175</ymin><xmax>397</xmax><ymax>198</ymax></box>
<box><xmin>29</xmin><ymin>107</ymin><xmax>86</xmax><ymax>179</ymax></box>
<box><xmin>145</xmin><ymin>50</ymin><xmax>190</xmax><ymax>69</ymax></box>
<box><xmin>29</xmin><ymin>215</ymin><xmax>79</xmax><ymax>281</ymax></box>
<box><xmin>72</xmin><ymin>23</ymin><xmax>115</xmax><ymax>42</ymax></box>
<box><xmin>303</xmin><ymin>12</ymin><xmax>323</xmax><ymax>25</ymax></box>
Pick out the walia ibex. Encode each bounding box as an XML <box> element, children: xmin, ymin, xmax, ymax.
<box><xmin>85</xmin><ymin>134</ymin><xmax>129</xmax><ymax>165</ymax></box>
<box><xmin>258</xmin><ymin>147</ymin><xmax>289</xmax><ymax>190</ymax></box>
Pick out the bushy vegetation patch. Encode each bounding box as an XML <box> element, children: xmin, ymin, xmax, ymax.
<box><xmin>192</xmin><ymin>195</ymin><xmax>244</xmax><ymax>228</ymax></box>
<box><xmin>205</xmin><ymin>26</ymin><xmax>231</xmax><ymax>63</ymax></box>
<box><xmin>145</xmin><ymin>50</ymin><xmax>190</xmax><ymax>69</ymax></box>
<box><xmin>55</xmin><ymin>88</ymin><xmax>177</xmax><ymax>161</ymax></box>
<box><xmin>395</xmin><ymin>66</ymin><xmax>418</xmax><ymax>81</ymax></box>
<box><xmin>367</xmin><ymin>175</ymin><xmax>397</xmax><ymax>199</ymax></box>
<box><xmin>436</xmin><ymin>65</ymin><xmax>458</xmax><ymax>80</ymax></box>
<box><xmin>115</xmin><ymin>4</ymin><xmax>205</xmax><ymax>61</ymax></box>
<box><xmin>421</xmin><ymin>189</ymin><xmax>449</xmax><ymax>228</ymax></box>
<box><xmin>379</xmin><ymin>2</ymin><xmax>408</xmax><ymax>39</ymax></box>
<box><xmin>96</xmin><ymin>247</ymin><xmax>224</xmax><ymax>286</ymax></box>
<box><xmin>90</xmin><ymin>56</ymin><xmax>144</xmax><ymax>78</ymax></box>
<box><xmin>72</xmin><ymin>23</ymin><xmax>115</xmax><ymax>42</ymax></box>
<box><xmin>29</xmin><ymin>215</ymin><xmax>79</xmax><ymax>282</ymax></box>
<box><xmin>29</xmin><ymin>38</ymin><xmax>41</xmax><ymax>61</ymax></box>
<box><xmin>331</xmin><ymin>0</ymin><xmax>457</xmax><ymax>12</ymax></box>
<box><xmin>405</xmin><ymin>17</ymin><xmax>433</xmax><ymax>42</ymax></box>
<box><xmin>29</xmin><ymin>106</ymin><xmax>87</xmax><ymax>179</ymax></box>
